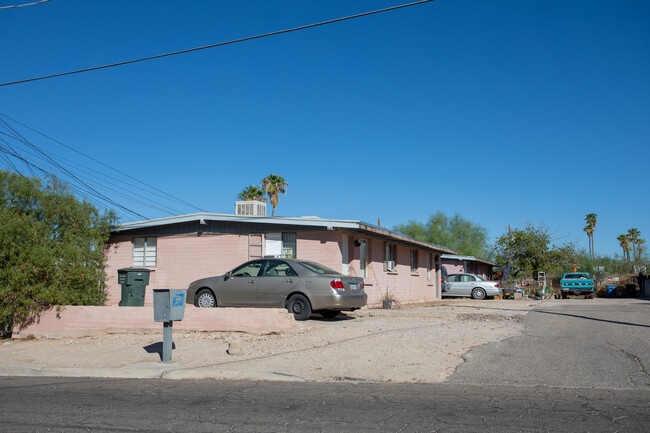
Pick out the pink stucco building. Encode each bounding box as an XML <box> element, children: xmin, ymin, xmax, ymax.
<box><xmin>105</xmin><ymin>213</ymin><xmax>456</xmax><ymax>308</ymax></box>
<box><xmin>441</xmin><ymin>254</ymin><xmax>496</xmax><ymax>280</ymax></box>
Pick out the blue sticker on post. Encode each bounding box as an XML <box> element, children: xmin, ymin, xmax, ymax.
<box><xmin>172</xmin><ymin>293</ymin><xmax>185</xmax><ymax>307</ymax></box>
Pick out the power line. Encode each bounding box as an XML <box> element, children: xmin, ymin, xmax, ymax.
<box><xmin>0</xmin><ymin>0</ymin><xmax>53</xmax><ymax>10</ymax></box>
<box><xmin>0</xmin><ymin>112</ymin><xmax>206</xmax><ymax>213</ymax></box>
<box><xmin>0</xmin><ymin>0</ymin><xmax>436</xmax><ymax>87</ymax></box>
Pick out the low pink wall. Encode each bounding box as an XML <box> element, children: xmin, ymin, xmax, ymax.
<box><xmin>13</xmin><ymin>306</ymin><xmax>297</xmax><ymax>338</ymax></box>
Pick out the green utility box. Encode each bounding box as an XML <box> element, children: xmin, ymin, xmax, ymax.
<box><xmin>117</xmin><ymin>268</ymin><xmax>151</xmax><ymax>307</ymax></box>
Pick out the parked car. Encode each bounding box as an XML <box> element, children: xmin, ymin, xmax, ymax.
<box><xmin>187</xmin><ymin>258</ymin><xmax>367</xmax><ymax>320</ymax></box>
<box><xmin>442</xmin><ymin>273</ymin><xmax>501</xmax><ymax>300</ymax></box>
<box><xmin>560</xmin><ymin>272</ymin><xmax>595</xmax><ymax>298</ymax></box>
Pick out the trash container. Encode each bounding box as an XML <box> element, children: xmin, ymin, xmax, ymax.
<box><xmin>118</xmin><ymin>268</ymin><xmax>151</xmax><ymax>306</ymax></box>
<box><xmin>606</xmin><ymin>285</ymin><xmax>616</xmax><ymax>298</ymax></box>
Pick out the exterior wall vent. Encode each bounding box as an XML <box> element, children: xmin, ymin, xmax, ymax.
<box><xmin>235</xmin><ymin>200</ymin><xmax>267</xmax><ymax>216</ymax></box>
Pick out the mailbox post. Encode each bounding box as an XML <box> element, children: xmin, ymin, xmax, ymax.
<box><xmin>153</xmin><ymin>289</ymin><xmax>187</xmax><ymax>363</ymax></box>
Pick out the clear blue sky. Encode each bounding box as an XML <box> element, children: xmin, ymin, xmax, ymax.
<box><xmin>2</xmin><ymin>0</ymin><xmax>649</xmax><ymax>257</ymax></box>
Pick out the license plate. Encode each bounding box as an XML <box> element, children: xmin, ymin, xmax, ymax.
<box><xmin>348</xmin><ymin>283</ymin><xmax>360</xmax><ymax>291</ymax></box>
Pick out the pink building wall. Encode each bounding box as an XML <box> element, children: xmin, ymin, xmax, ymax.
<box><xmin>105</xmin><ymin>230</ymin><xmax>443</xmax><ymax>308</ymax></box>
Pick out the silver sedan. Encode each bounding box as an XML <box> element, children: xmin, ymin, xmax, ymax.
<box><xmin>442</xmin><ymin>273</ymin><xmax>501</xmax><ymax>300</ymax></box>
<box><xmin>188</xmin><ymin>258</ymin><xmax>367</xmax><ymax>320</ymax></box>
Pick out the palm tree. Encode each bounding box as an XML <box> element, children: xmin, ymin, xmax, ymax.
<box><xmin>261</xmin><ymin>174</ymin><xmax>288</xmax><ymax>217</ymax></box>
<box><xmin>584</xmin><ymin>213</ymin><xmax>597</xmax><ymax>260</ymax></box>
<box><xmin>238</xmin><ymin>185</ymin><xmax>265</xmax><ymax>202</ymax></box>
<box><xmin>627</xmin><ymin>228</ymin><xmax>641</xmax><ymax>261</ymax></box>
<box><xmin>617</xmin><ymin>234</ymin><xmax>630</xmax><ymax>262</ymax></box>
<box><xmin>638</xmin><ymin>238</ymin><xmax>646</xmax><ymax>258</ymax></box>
<box><xmin>584</xmin><ymin>225</ymin><xmax>594</xmax><ymax>260</ymax></box>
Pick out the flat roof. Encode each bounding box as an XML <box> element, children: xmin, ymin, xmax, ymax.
<box><xmin>114</xmin><ymin>212</ymin><xmax>456</xmax><ymax>254</ymax></box>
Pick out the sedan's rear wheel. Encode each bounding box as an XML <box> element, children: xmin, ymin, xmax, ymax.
<box><xmin>471</xmin><ymin>288</ymin><xmax>487</xmax><ymax>300</ymax></box>
<box><xmin>287</xmin><ymin>294</ymin><xmax>312</xmax><ymax>321</ymax></box>
<box><xmin>195</xmin><ymin>289</ymin><xmax>216</xmax><ymax>308</ymax></box>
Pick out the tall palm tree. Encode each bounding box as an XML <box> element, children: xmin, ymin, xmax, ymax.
<box><xmin>617</xmin><ymin>234</ymin><xmax>630</xmax><ymax>262</ymax></box>
<box><xmin>627</xmin><ymin>228</ymin><xmax>641</xmax><ymax>261</ymax></box>
<box><xmin>638</xmin><ymin>238</ymin><xmax>646</xmax><ymax>258</ymax></box>
<box><xmin>584</xmin><ymin>213</ymin><xmax>597</xmax><ymax>260</ymax></box>
<box><xmin>584</xmin><ymin>225</ymin><xmax>594</xmax><ymax>260</ymax></box>
<box><xmin>238</xmin><ymin>185</ymin><xmax>265</xmax><ymax>202</ymax></box>
<box><xmin>261</xmin><ymin>174</ymin><xmax>288</xmax><ymax>217</ymax></box>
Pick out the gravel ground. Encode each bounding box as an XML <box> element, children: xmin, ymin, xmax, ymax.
<box><xmin>0</xmin><ymin>300</ymin><xmax>539</xmax><ymax>382</ymax></box>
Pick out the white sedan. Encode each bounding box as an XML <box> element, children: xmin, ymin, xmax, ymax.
<box><xmin>442</xmin><ymin>273</ymin><xmax>501</xmax><ymax>300</ymax></box>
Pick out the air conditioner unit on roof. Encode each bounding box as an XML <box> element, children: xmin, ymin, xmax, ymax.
<box><xmin>235</xmin><ymin>200</ymin><xmax>266</xmax><ymax>216</ymax></box>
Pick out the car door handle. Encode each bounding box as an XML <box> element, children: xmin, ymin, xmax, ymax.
<box><xmin>248</xmin><ymin>280</ymin><xmax>255</xmax><ymax>284</ymax></box>
<box><xmin>286</xmin><ymin>279</ymin><xmax>294</xmax><ymax>284</ymax></box>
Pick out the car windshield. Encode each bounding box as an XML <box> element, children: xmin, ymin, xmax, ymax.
<box><xmin>299</xmin><ymin>261</ymin><xmax>338</xmax><ymax>274</ymax></box>
<box><xmin>565</xmin><ymin>274</ymin><xmax>587</xmax><ymax>279</ymax></box>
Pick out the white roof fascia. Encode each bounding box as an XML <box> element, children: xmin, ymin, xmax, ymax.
<box><xmin>115</xmin><ymin>212</ymin><xmax>361</xmax><ymax>232</ymax></box>
<box><xmin>442</xmin><ymin>254</ymin><xmax>497</xmax><ymax>266</ymax></box>
<box><xmin>114</xmin><ymin>213</ymin><xmax>456</xmax><ymax>254</ymax></box>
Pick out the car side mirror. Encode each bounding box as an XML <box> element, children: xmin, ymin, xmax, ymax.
<box><xmin>224</xmin><ymin>271</ymin><xmax>231</xmax><ymax>280</ymax></box>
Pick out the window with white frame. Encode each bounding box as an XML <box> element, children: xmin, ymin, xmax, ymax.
<box><xmin>265</xmin><ymin>232</ymin><xmax>297</xmax><ymax>258</ymax></box>
<box><xmin>385</xmin><ymin>243</ymin><xmax>396</xmax><ymax>271</ymax></box>
<box><xmin>410</xmin><ymin>249</ymin><xmax>418</xmax><ymax>273</ymax></box>
<box><xmin>133</xmin><ymin>237</ymin><xmax>157</xmax><ymax>267</ymax></box>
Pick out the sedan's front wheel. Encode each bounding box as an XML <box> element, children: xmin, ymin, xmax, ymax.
<box><xmin>195</xmin><ymin>289</ymin><xmax>216</xmax><ymax>308</ymax></box>
<box><xmin>287</xmin><ymin>294</ymin><xmax>312</xmax><ymax>321</ymax></box>
<box><xmin>471</xmin><ymin>288</ymin><xmax>487</xmax><ymax>300</ymax></box>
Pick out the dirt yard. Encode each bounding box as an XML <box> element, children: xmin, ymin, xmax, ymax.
<box><xmin>0</xmin><ymin>300</ymin><xmax>539</xmax><ymax>382</ymax></box>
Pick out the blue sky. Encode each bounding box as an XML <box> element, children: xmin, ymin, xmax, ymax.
<box><xmin>2</xmin><ymin>0</ymin><xmax>649</xmax><ymax>257</ymax></box>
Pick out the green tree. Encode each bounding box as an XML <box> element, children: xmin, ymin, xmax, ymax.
<box><xmin>627</xmin><ymin>228</ymin><xmax>641</xmax><ymax>261</ymax></box>
<box><xmin>638</xmin><ymin>238</ymin><xmax>646</xmax><ymax>258</ymax></box>
<box><xmin>491</xmin><ymin>224</ymin><xmax>577</xmax><ymax>281</ymax></box>
<box><xmin>261</xmin><ymin>174</ymin><xmax>288</xmax><ymax>217</ymax></box>
<box><xmin>617</xmin><ymin>234</ymin><xmax>630</xmax><ymax>262</ymax></box>
<box><xmin>238</xmin><ymin>185</ymin><xmax>265</xmax><ymax>202</ymax></box>
<box><xmin>584</xmin><ymin>213</ymin><xmax>598</xmax><ymax>260</ymax></box>
<box><xmin>394</xmin><ymin>211</ymin><xmax>489</xmax><ymax>257</ymax></box>
<box><xmin>0</xmin><ymin>171</ymin><xmax>117</xmax><ymax>335</ymax></box>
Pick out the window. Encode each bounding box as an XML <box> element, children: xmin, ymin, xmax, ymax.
<box><xmin>426</xmin><ymin>253</ymin><xmax>432</xmax><ymax>280</ymax></box>
<box><xmin>282</xmin><ymin>233</ymin><xmax>297</xmax><ymax>258</ymax></box>
<box><xmin>133</xmin><ymin>237</ymin><xmax>157</xmax><ymax>267</ymax></box>
<box><xmin>299</xmin><ymin>261</ymin><xmax>338</xmax><ymax>275</ymax></box>
<box><xmin>410</xmin><ymin>249</ymin><xmax>418</xmax><ymax>273</ymax></box>
<box><xmin>263</xmin><ymin>260</ymin><xmax>297</xmax><ymax>277</ymax></box>
<box><xmin>460</xmin><ymin>274</ymin><xmax>476</xmax><ymax>282</ymax></box>
<box><xmin>384</xmin><ymin>243</ymin><xmax>396</xmax><ymax>271</ymax></box>
<box><xmin>265</xmin><ymin>232</ymin><xmax>297</xmax><ymax>258</ymax></box>
<box><xmin>231</xmin><ymin>260</ymin><xmax>264</xmax><ymax>277</ymax></box>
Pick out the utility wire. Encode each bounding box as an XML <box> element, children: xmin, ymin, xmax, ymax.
<box><xmin>0</xmin><ymin>113</ymin><xmax>206</xmax><ymax>212</ymax></box>
<box><xmin>0</xmin><ymin>0</ymin><xmax>53</xmax><ymax>9</ymax></box>
<box><xmin>0</xmin><ymin>117</ymin><xmax>148</xmax><ymax>219</ymax></box>
<box><xmin>0</xmin><ymin>0</ymin><xmax>435</xmax><ymax>87</ymax></box>
<box><xmin>0</xmin><ymin>135</ymin><xmax>185</xmax><ymax>215</ymax></box>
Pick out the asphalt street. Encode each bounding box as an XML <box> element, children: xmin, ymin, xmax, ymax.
<box><xmin>1</xmin><ymin>377</ymin><xmax>648</xmax><ymax>432</ymax></box>
<box><xmin>448</xmin><ymin>298</ymin><xmax>650</xmax><ymax>389</ymax></box>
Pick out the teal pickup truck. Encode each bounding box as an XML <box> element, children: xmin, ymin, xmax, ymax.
<box><xmin>560</xmin><ymin>272</ymin><xmax>595</xmax><ymax>298</ymax></box>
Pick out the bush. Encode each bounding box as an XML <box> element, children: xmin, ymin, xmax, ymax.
<box><xmin>0</xmin><ymin>171</ymin><xmax>117</xmax><ymax>336</ymax></box>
